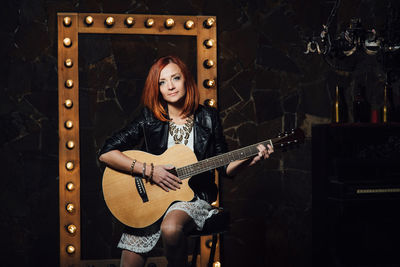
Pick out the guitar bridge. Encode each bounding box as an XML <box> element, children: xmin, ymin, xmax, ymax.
<box><xmin>134</xmin><ymin>177</ymin><xmax>149</xmax><ymax>203</ymax></box>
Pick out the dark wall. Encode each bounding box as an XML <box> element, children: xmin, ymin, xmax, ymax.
<box><xmin>1</xmin><ymin>0</ymin><xmax>399</xmax><ymax>266</ymax></box>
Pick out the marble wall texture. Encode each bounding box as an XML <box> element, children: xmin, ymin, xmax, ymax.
<box><xmin>1</xmin><ymin>0</ymin><xmax>400</xmax><ymax>266</ymax></box>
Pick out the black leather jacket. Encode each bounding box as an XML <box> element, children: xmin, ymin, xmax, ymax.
<box><xmin>99</xmin><ymin>105</ymin><xmax>229</xmax><ymax>203</ymax></box>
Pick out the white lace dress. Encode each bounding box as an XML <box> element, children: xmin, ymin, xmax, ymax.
<box><xmin>117</xmin><ymin>120</ymin><xmax>218</xmax><ymax>253</ymax></box>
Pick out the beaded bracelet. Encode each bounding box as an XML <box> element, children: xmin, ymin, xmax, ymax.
<box><xmin>130</xmin><ymin>159</ymin><xmax>137</xmax><ymax>176</ymax></box>
<box><xmin>142</xmin><ymin>162</ymin><xmax>147</xmax><ymax>182</ymax></box>
<box><xmin>149</xmin><ymin>163</ymin><xmax>154</xmax><ymax>182</ymax></box>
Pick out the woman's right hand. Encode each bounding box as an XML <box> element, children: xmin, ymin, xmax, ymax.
<box><xmin>151</xmin><ymin>165</ymin><xmax>182</xmax><ymax>192</ymax></box>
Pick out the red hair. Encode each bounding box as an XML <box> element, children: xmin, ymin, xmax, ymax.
<box><xmin>141</xmin><ymin>55</ymin><xmax>199</xmax><ymax>121</ymax></box>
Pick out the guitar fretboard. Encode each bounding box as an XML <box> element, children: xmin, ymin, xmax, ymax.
<box><xmin>176</xmin><ymin>139</ymin><xmax>273</xmax><ymax>179</ymax></box>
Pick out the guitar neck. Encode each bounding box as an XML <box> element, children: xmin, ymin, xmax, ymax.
<box><xmin>176</xmin><ymin>139</ymin><xmax>274</xmax><ymax>179</ymax></box>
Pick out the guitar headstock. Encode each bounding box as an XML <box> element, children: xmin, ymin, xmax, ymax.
<box><xmin>272</xmin><ymin>128</ymin><xmax>305</xmax><ymax>148</ymax></box>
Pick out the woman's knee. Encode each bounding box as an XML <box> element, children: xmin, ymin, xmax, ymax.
<box><xmin>161</xmin><ymin>221</ymin><xmax>184</xmax><ymax>244</ymax></box>
<box><xmin>120</xmin><ymin>250</ymin><xmax>146</xmax><ymax>267</ymax></box>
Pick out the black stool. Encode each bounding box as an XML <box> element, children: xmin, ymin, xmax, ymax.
<box><xmin>189</xmin><ymin>209</ymin><xmax>230</xmax><ymax>267</ymax></box>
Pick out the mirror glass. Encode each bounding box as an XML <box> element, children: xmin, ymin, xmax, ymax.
<box><xmin>78</xmin><ymin>34</ymin><xmax>197</xmax><ymax>259</ymax></box>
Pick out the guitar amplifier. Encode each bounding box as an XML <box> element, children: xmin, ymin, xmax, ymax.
<box><xmin>312</xmin><ymin>123</ymin><xmax>400</xmax><ymax>267</ymax></box>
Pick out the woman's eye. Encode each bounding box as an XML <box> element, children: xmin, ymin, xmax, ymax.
<box><xmin>174</xmin><ymin>76</ymin><xmax>181</xmax><ymax>81</ymax></box>
<box><xmin>159</xmin><ymin>81</ymin><xmax>165</xmax><ymax>85</ymax></box>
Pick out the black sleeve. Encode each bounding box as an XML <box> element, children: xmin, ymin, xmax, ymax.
<box><xmin>98</xmin><ymin>112</ymin><xmax>145</xmax><ymax>156</ymax></box>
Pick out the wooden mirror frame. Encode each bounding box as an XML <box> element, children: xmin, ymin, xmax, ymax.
<box><xmin>57</xmin><ymin>13</ymin><xmax>218</xmax><ymax>267</ymax></box>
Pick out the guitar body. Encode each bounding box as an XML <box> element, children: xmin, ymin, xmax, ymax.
<box><xmin>102</xmin><ymin>144</ymin><xmax>197</xmax><ymax>228</ymax></box>
<box><xmin>102</xmin><ymin>128</ymin><xmax>305</xmax><ymax>228</ymax></box>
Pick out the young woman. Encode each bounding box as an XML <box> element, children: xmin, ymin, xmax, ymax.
<box><xmin>99</xmin><ymin>55</ymin><xmax>273</xmax><ymax>267</ymax></box>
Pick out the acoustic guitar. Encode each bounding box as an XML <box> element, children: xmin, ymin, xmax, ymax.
<box><xmin>102</xmin><ymin>128</ymin><xmax>305</xmax><ymax>228</ymax></box>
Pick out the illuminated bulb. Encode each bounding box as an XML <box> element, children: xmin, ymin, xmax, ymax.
<box><xmin>205</xmin><ymin>239</ymin><xmax>213</xmax><ymax>248</ymax></box>
<box><xmin>63</xmin><ymin>38</ymin><xmax>72</xmax><ymax>47</ymax></box>
<box><xmin>213</xmin><ymin>261</ymin><xmax>221</xmax><ymax>267</ymax></box>
<box><xmin>165</xmin><ymin>18</ymin><xmax>175</xmax><ymax>28</ymax></box>
<box><xmin>105</xmin><ymin>16</ymin><xmax>114</xmax><ymax>26</ymax></box>
<box><xmin>66</xmin><ymin>140</ymin><xmax>75</xmax><ymax>149</ymax></box>
<box><xmin>66</xmin><ymin>245</ymin><xmax>75</xmax><ymax>254</ymax></box>
<box><xmin>205</xmin><ymin>98</ymin><xmax>216</xmax><ymax>107</ymax></box>
<box><xmin>203</xmin><ymin>59</ymin><xmax>215</xmax><ymax>68</ymax></box>
<box><xmin>66</xmin><ymin>203</ymin><xmax>75</xmax><ymax>213</ymax></box>
<box><xmin>66</xmin><ymin>161</ymin><xmax>74</xmax><ymax>170</ymax></box>
<box><xmin>65</xmin><ymin>79</ymin><xmax>73</xmax><ymax>88</ymax></box>
<box><xmin>64</xmin><ymin>58</ymin><xmax>73</xmax><ymax>68</ymax></box>
<box><xmin>211</xmin><ymin>201</ymin><xmax>218</xmax><ymax>206</ymax></box>
<box><xmin>64</xmin><ymin>120</ymin><xmax>73</xmax><ymax>129</ymax></box>
<box><xmin>64</xmin><ymin>99</ymin><xmax>73</xmax><ymax>109</ymax></box>
<box><xmin>145</xmin><ymin>18</ymin><xmax>155</xmax><ymax>28</ymax></box>
<box><xmin>204</xmin><ymin>17</ymin><xmax>215</xmax><ymax>28</ymax></box>
<box><xmin>85</xmin><ymin>16</ymin><xmax>94</xmax><ymax>25</ymax></box>
<box><xmin>204</xmin><ymin>39</ymin><xmax>215</xmax><ymax>49</ymax></box>
<box><xmin>125</xmin><ymin>17</ymin><xmax>135</xmax><ymax>27</ymax></box>
<box><xmin>204</xmin><ymin>79</ymin><xmax>216</xmax><ymax>88</ymax></box>
<box><xmin>66</xmin><ymin>182</ymin><xmax>75</xmax><ymax>191</ymax></box>
<box><xmin>67</xmin><ymin>224</ymin><xmax>77</xmax><ymax>234</ymax></box>
<box><xmin>63</xmin><ymin>17</ymin><xmax>72</xmax><ymax>27</ymax></box>
<box><xmin>185</xmin><ymin>20</ymin><xmax>195</xmax><ymax>29</ymax></box>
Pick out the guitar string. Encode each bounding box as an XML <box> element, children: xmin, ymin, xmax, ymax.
<box><xmin>177</xmin><ymin>139</ymin><xmax>273</xmax><ymax>179</ymax></box>
<box><xmin>176</xmin><ymin>131</ymin><xmax>298</xmax><ymax>179</ymax></box>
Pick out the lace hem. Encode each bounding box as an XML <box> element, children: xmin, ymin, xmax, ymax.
<box><xmin>117</xmin><ymin>198</ymin><xmax>218</xmax><ymax>253</ymax></box>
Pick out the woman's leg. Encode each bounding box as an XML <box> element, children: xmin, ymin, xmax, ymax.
<box><xmin>120</xmin><ymin>249</ymin><xmax>146</xmax><ymax>267</ymax></box>
<box><xmin>161</xmin><ymin>210</ymin><xmax>196</xmax><ymax>267</ymax></box>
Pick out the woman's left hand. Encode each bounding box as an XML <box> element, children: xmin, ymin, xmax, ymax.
<box><xmin>226</xmin><ymin>143</ymin><xmax>274</xmax><ymax>176</ymax></box>
<box><xmin>248</xmin><ymin>144</ymin><xmax>274</xmax><ymax>166</ymax></box>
